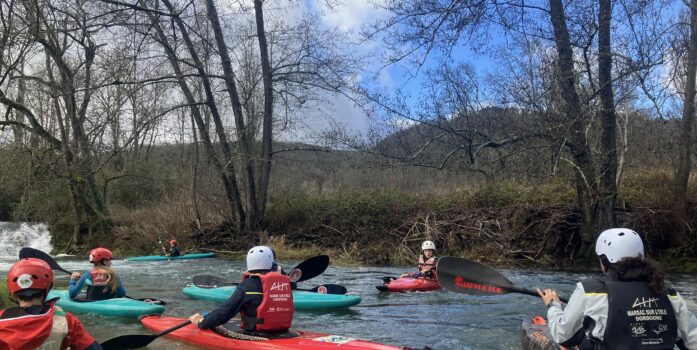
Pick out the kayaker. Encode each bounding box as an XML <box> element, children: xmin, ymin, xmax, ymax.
<box><xmin>189</xmin><ymin>245</ymin><xmax>294</xmax><ymax>334</ymax></box>
<box><xmin>400</xmin><ymin>240</ymin><xmax>438</xmax><ymax>279</ymax></box>
<box><xmin>537</xmin><ymin>228</ymin><xmax>697</xmax><ymax>349</ymax></box>
<box><xmin>0</xmin><ymin>258</ymin><xmax>103</xmax><ymax>350</ymax></box>
<box><xmin>166</xmin><ymin>240</ymin><xmax>181</xmax><ymax>257</ymax></box>
<box><xmin>69</xmin><ymin>247</ymin><xmax>126</xmax><ymax>301</ymax></box>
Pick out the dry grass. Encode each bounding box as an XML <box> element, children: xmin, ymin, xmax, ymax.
<box><xmin>0</xmin><ymin>284</ymin><xmax>11</xmax><ymax>309</ymax></box>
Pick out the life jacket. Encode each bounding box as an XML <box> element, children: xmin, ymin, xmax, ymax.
<box><xmin>418</xmin><ymin>256</ymin><xmax>437</xmax><ymax>277</ymax></box>
<box><xmin>86</xmin><ymin>268</ymin><xmax>118</xmax><ymax>300</ymax></box>
<box><xmin>582</xmin><ymin>278</ymin><xmax>678</xmax><ymax>350</ymax></box>
<box><xmin>239</xmin><ymin>272</ymin><xmax>293</xmax><ymax>332</ymax></box>
<box><xmin>0</xmin><ymin>302</ymin><xmax>69</xmax><ymax>350</ymax></box>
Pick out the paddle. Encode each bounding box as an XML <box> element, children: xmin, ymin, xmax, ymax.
<box><xmin>19</xmin><ymin>247</ymin><xmax>167</xmax><ymax>305</ymax></box>
<box><xmin>436</xmin><ymin>256</ymin><xmax>569</xmax><ymax>303</ymax></box>
<box><xmin>156</xmin><ymin>235</ymin><xmax>168</xmax><ymax>256</ymax></box>
<box><xmin>286</xmin><ymin>255</ymin><xmax>329</xmax><ymax>283</ymax></box>
<box><xmin>101</xmin><ymin>312</ymin><xmax>209</xmax><ymax>349</ymax></box>
<box><xmin>192</xmin><ymin>275</ymin><xmax>349</xmax><ymax>295</ymax></box>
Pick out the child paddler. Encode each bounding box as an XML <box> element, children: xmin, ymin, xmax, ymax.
<box><xmin>0</xmin><ymin>258</ymin><xmax>103</xmax><ymax>350</ymax></box>
<box><xmin>400</xmin><ymin>240</ymin><xmax>438</xmax><ymax>279</ymax></box>
<box><xmin>189</xmin><ymin>245</ymin><xmax>294</xmax><ymax>334</ymax></box>
<box><xmin>69</xmin><ymin>247</ymin><xmax>126</xmax><ymax>301</ymax></box>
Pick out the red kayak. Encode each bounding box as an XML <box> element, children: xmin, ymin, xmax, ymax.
<box><xmin>375</xmin><ymin>277</ymin><xmax>441</xmax><ymax>292</ymax></box>
<box><xmin>141</xmin><ymin>315</ymin><xmax>410</xmax><ymax>350</ymax></box>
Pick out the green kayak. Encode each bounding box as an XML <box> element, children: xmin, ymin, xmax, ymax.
<box><xmin>181</xmin><ymin>285</ymin><xmax>361</xmax><ymax>310</ymax></box>
<box><xmin>125</xmin><ymin>252</ymin><xmax>215</xmax><ymax>261</ymax></box>
<box><xmin>46</xmin><ymin>290</ymin><xmax>165</xmax><ymax>318</ymax></box>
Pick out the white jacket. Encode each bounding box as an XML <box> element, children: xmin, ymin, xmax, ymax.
<box><xmin>547</xmin><ymin>280</ymin><xmax>697</xmax><ymax>349</ymax></box>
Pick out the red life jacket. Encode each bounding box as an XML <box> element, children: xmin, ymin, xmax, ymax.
<box><xmin>86</xmin><ymin>268</ymin><xmax>117</xmax><ymax>300</ymax></box>
<box><xmin>0</xmin><ymin>302</ymin><xmax>68</xmax><ymax>350</ymax></box>
<box><xmin>89</xmin><ymin>268</ymin><xmax>109</xmax><ymax>286</ymax></box>
<box><xmin>418</xmin><ymin>256</ymin><xmax>437</xmax><ymax>277</ymax></box>
<box><xmin>239</xmin><ymin>272</ymin><xmax>294</xmax><ymax>332</ymax></box>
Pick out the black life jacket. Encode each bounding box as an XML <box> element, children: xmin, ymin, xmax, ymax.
<box><xmin>582</xmin><ymin>278</ymin><xmax>678</xmax><ymax>350</ymax></box>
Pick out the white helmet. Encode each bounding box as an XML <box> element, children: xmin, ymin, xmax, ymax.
<box><xmin>595</xmin><ymin>228</ymin><xmax>644</xmax><ymax>263</ymax></box>
<box><xmin>421</xmin><ymin>240</ymin><xmax>436</xmax><ymax>251</ymax></box>
<box><xmin>247</xmin><ymin>246</ymin><xmax>275</xmax><ymax>271</ymax></box>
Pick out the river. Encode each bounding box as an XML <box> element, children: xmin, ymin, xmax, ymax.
<box><xmin>1</xmin><ymin>256</ymin><xmax>695</xmax><ymax>349</ymax></box>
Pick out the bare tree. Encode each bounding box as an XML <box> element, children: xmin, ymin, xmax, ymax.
<box><xmin>674</xmin><ymin>0</ymin><xmax>697</xmax><ymax>236</ymax></box>
<box><xmin>368</xmin><ymin>0</ymin><xmax>672</xmax><ymax>252</ymax></box>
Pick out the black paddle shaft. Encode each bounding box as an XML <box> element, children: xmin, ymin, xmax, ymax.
<box><xmin>101</xmin><ymin>318</ymin><xmax>194</xmax><ymax>350</ymax></box>
<box><xmin>436</xmin><ymin>257</ymin><xmax>569</xmax><ymax>303</ymax></box>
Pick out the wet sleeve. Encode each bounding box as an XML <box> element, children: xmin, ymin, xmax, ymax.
<box><xmin>115</xmin><ymin>275</ymin><xmax>126</xmax><ymax>297</ymax></box>
<box><xmin>198</xmin><ymin>283</ymin><xmax>248</xmax><ymax>329</ymax></box>
<box><xmin>670</xmin><ymin>292</ymin><xmax>697</xmax><ymax>349</ymax></box>
<box><xmin>64</xmin><ymin>313</ymin><xmax>99</xmax><ymax>350</ymax></box>
<box><xmin>68</xmin><ymin>273</ymin><xmax>90</xmax><ymax>298</ymax></box>
<box><xmin>546</xmin><ymin>283</ymin><xmax>587</xmax><ymax>345</ymax></box>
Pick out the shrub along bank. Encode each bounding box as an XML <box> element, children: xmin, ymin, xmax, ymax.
<box><xmin>0</xmin><ymin>284</ymin><xmax>11</xmax><ymax>309</ymax></box>
<box><xmin>53</xmin><ymin>173</ymin><xmax>697</xmax><ymax>271</ymax></box>
<box><xmin>188</xmin><ymin>178</ymin><xmax>697</xmax><ymax>270</ymax></box>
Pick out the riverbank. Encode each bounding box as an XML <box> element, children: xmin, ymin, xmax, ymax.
<box><xmin>0</xmin><ymin>284</ymin><xmax>10</xmax><ymax>309</ymax></box>
<box><xmin>51</xmin><ymin>173</ymin><xmax>697</xmax><ymax>272</ymax></box>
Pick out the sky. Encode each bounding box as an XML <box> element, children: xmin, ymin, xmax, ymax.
<box><xmin>270</xmin><ymin>0</ymin><xmax>499</xmax><ymax>143</ymax></box>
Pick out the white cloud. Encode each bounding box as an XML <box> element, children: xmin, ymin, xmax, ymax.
<box><xmin>313</xmin><ymin>0</ymin><xmax>386</xmax><ymax>34</ymax></box>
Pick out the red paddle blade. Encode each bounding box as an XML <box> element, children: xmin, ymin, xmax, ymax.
<box><xmin>436</xmin><ymin>256</ymin><xmax>515</xmax><ymax>296</ymax></box>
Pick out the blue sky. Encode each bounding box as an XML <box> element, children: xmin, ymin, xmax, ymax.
<box><xmin>277</xmin><ymin>0</ymin><xmax>500</xmax><ymax>142</ymax></box>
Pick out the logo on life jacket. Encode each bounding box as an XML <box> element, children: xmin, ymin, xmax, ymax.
<box><xmin>652</xmin><ymin>324</ymin><xmax>669</xmax><ymax>335</ymax></box>
<box><xmin>453</xmin><ymin>276</ymin><xmax>503</xmax><ymax>294</ymax></box>
<box><xmin>17</xmin><ymin>274</ymin><xmax>33</xmax><ymax>289</ymax></box>
<box><xmin>632</xmin><ymin>325</ymin><xmax>647</xmax><ymax>336</ymax></box>
<box><xmin>93</xmin><ymin>274</ymin><xmax>108</xmax><ymax>283</ymax></box>
<box><xmin>270</xmin><ymin>281</ymin><xmax>290</xmax><ymax>292</ymax></box>
<box><xmin>633</xmin><ymin>297</ymin><xmax>659</xmax><ymax>309</ymax></box>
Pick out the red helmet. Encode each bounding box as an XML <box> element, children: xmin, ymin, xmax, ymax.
<box><xmin>7</xmin><ymin>258</ymin><xmax>53</xmax><ymax>294</ymax></box>
<box><xmin>89</xmin><ymin>247</ymin><xmax>114</xmax><ymax>263</ymax></box>
<box><xmin>169</xmin><ymin>240</ymin><xmax>177</xmax><ymax>245</ymax></box>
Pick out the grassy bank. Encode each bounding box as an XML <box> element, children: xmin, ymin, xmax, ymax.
<box><xmin>0</xmin><ymin>284</ymin><xmax>11</xmax><ymax>309</ymax></box>
<box><xmin>48</xmin><ymin>172</ymin><xmax>697</xmax><ymax>271</ymax></box>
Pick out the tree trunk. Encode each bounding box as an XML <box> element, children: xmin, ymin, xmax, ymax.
<box><xmin>13</xmin><ymin>65</ymin><xmax>26</xmax><ymax>145</ymax></box>
<box><xmin>597</xmin><ymin>0</ymin><xmax>618</xmax><ymax>230</ymax></box>
<box><xmin>144</xmin><ymin>4</ymin><xmax>245</xmax><ymax>230</ymax></box>
<box><xmin>674</xmin><ymin>0</ymin><xmax>697</xmax><ymax>240</ymax></box>
<box><xmin>548</xmin><ymin>0</ymin><xmax>599</xmax><ymax>246</ymax></box>
<box><xmin>204</xmin><ymin>0</ymin><xmax>259</xmax><ymax>229</ymax></box>
<box><xmin>253</xmin><ymin>0</ymin><xmax>274</xmax><ymax>219</ymax></box>
<box><xmin>191</xmin><ymin>113</ymin><xmax>202</xmax><ymax>228</ymax></box>
<box><xmin>161</xmin><ymin>0</ymin><xmax>248</xmax><ymax>229</ymax></box>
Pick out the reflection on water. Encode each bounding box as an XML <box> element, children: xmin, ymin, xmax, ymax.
<box><xmin>0</xmin><ymin>257</ymin><xmax>695</xmax><ymax>349</ymax></box>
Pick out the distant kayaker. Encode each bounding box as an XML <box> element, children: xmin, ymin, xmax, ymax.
<box><xmin>400</xmin><ymin>240</ymin><xmax>438</xmax><ymax>279</ymax></box>
<box><xmin>537</xmin><ymin>228</ymin><xmax>697</xmax><ymax>349</ymax></box>
<box><xmin>69</xmin><ymin>247</ymin><xmax>126</xmax><ymax>301</ymax></box>
<box><xmin>166</xmin><ymin>240</ymin><xmax>181</xmax><ymax>257</ymax></box>
<box><xmin>0</xmin><ymin>258</ymin><xmax>103</xmax><ymax>350</ymax></box>
<box><xmin>188</xmin><ymin>245</ymin><xmax>294</xmax><ymax>334</ymax></box>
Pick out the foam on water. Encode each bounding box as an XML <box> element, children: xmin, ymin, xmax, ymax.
<box><xmin>0</xmin><ymin>222</ymin><xmax>52</xmax><ymax>258</ymax></box>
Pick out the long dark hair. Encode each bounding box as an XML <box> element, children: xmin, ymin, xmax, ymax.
<box><xmin>603</xmin><ymin>256</ymin><xmax>666</xmax><ymax>295</ymax></box>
